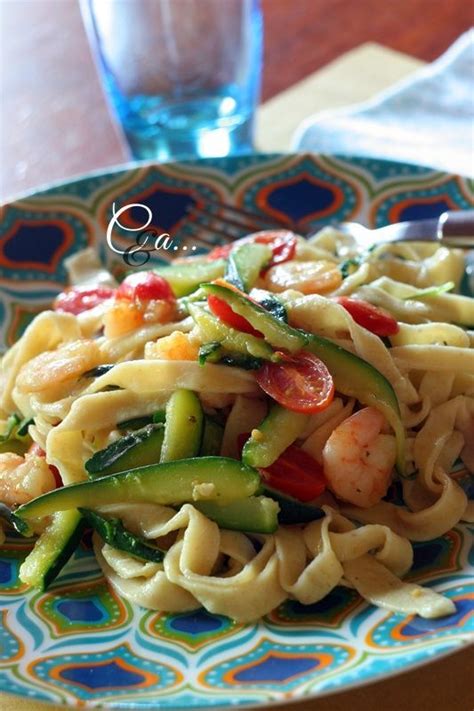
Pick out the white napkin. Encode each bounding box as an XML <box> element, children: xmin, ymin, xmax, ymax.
<box><xmin>293</xmin><ymin>30</ymin><xmax>474</xmax><ymax>177</ymax></box>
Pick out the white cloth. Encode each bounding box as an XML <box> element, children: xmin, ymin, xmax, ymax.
<box><xmin>293</xmin><ymin>30</ymin><xmax>474</xmax><ymax>177</ymax></box>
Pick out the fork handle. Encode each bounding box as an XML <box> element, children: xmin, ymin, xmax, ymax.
<box><xmin>439</xmin><ymin>210</ymin><xmax>474</xmax><ymax>248</ymax></box>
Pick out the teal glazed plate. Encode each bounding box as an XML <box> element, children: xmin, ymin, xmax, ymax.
<box><xmin>0</xmin><ymin>153</ymin><xmax>473</xmax><ymax>708</ymax></box>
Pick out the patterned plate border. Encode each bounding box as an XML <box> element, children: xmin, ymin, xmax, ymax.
<box><xmin>0</xmin><ymin>153</ymin><xmax>473</xmax><ymax>709</ymax></box>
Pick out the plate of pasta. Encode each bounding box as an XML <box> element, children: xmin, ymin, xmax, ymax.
<box><xmin>0</xmin><ymin>153</ymin><xmax>473</xmax><ymax>709</ymax></box>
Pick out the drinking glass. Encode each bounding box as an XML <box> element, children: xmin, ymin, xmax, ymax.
<box><xmin>81</xmin><ymin>0</ymin><xmax>263</xmax><ymax>161</ymax></box>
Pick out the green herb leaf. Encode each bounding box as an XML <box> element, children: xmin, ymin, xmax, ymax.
<box><xmin>251</xmin><ymin>289</ymin><xmax>288</xmax><ymax>323</ymax></box>
<box><xmin>339</xmin><ymin>257</ymin><xmax>362</xmax><ymax>279</ymax></box>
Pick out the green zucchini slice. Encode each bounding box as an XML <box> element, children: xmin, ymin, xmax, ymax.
<box><xmin>80</xmin><ymin>509</ymin><xmax>164</xmax><ymax>563</ymax></box>
<box><xmin>16</xmin><ymin>457</ymin><xmax>262</xmax><ymax>521</ymax></box>
<box><xmin>193</xmin><ymin>496</ymin><xmax>279</xmax><ymax>533</ymax></box>
<box><xmin>19</xmin><ymin>510</ymin><xmax>85</xmax><ymax>590</ymax></box>
<box><xmin>160</xmin><ymin>389</ymin><xmax>203</xmax><ymax>463</ymax></box>
<box><xmin>264</xmin><ymin>487</ymin><xmax>324</xmax><ymax>524</ymax></box>
<box><xmin>86</xmin><ymin>423</ymin><xmax>165</xmax><ymax>478</ymax></box>
<box><xmin>242</xmin><ymin>404</ymin><xmax>309</xmax><ymax>468</ymax></box>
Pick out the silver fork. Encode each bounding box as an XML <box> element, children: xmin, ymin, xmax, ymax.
<box><xmin>184</xmin><ymin>199</ymin><xmax>295</xmax><ymax>248</ymax></box>
<box><xmin>184</xmin><ymin>202</ymin><xmax>474</xmax><ymax>249</ymax></box>
<box><xmin>335</xmin><ymin>211</ymin><xmax>474</xmax><ymax>250</ymax></box>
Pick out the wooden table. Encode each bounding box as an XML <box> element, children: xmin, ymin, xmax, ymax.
<box><xmin>0</xmin><ymin>0</ymin><xmax>472</xmax><ymax>200</ymax></box>
<box><xmin>0</xmin><ymin>2</ymin><xmax>473</xmax><ymax>710</ymax></box>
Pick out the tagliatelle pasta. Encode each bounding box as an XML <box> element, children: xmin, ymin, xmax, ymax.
<box><xmin>0</xmin><ymin>234</ymin><xmax>472</xmax><ymax>622</ymax></box>
<box><xmin>93</xmin><ymin>503</ymin><xmax>454</xmax><ymax>621</ymax></box>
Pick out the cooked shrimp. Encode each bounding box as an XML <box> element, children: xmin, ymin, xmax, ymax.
<box><xmin>264</xmin><ymin>260</ymin><xmax>342</xmax><ymax>294</ymax></box>
<box><xmin>0</xmin><ymin>452</ymin><xmax>56</xmax><ymax>506</ymax></box>
<box><xmin>322</xmin><ymin>407</ymin><xmax>396</xmax><ymax>508</ymax></box>
<box><xmin>104</xmin><ymin>299</ymin><xmax>177</xmax><ymax>339</ymax></box>
<box><xmin>16</xmin><ymin>339</ymin><xmax>101</xmax><ymax>393</ymax></box>
<box><xmin>144</xmin><ymin>331</ymin><xmax>199</xmax><ymax>361</ymax></box>
<box><xmin>103</xmin><ymin>300</ymin><xmax>144</xmax><ymax>339</ymax></box>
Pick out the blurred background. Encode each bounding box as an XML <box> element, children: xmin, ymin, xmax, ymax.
<box><xmin>0</xmin><ymin>0</ymin><xmax>472</xmax><ymax>200</ymax></box>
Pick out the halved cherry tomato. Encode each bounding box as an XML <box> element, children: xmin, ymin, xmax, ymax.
<box><xmin>237</xmin><ymin>434</ymin><xmax>326</xmax><ymax>502</ymax></box>
<box><xmin>54</xmin><ymin>287</ymin><xmax>115</xmax><ymax>315</ymax></box>
<box><xmin>207</xmin><ymin>244</ymin><xmax>234</xmax><ymax>259</ymax></box>
<box><xmin>249</xmin><ymin>231</ymin><xmax>298</xmax><ymax>267</ymax></box>
<box><xmin>262</xmin><ymin>445</ymin><xmax>326</xmax><ymax>501</ymax></box>
<box><xmin>207</xmin><ymin>279</ymin><xmax>263</xmax><ymax>337</ymax></box>
<box><xmin>208</xmin><ymin>230</ymin><xmax>297</xmax><ymax>268</ymax></box>
<box><xmin>256</xmin><ymin>351</ymin><xmax>334</xmax><ymax>414</ymax></box>
<box><xmin>28</xmin><ymin>443</ymin><xmax>62</xmax><ymax>488</ymax></box>
<box><xmin>207</xmin><ymin>294</ymin><xmax>262</xmax><ymax>337</ymax></box>
<box><xmin>116</xmin><ymin>272</ymin><xmax>175</xmax><ymax>302</ymax></box>
<box><xmin>335</xmin><ymin>297</ymin><xmax>399</xmax><ymax>337</ymax></box>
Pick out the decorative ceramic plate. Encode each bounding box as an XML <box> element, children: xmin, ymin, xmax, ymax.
<box><xmin>0</xmin><ymin>153</ymin><xmax>473</xmax><ymax>709</ymax></box>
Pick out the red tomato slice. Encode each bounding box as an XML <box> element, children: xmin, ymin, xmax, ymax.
<box><xmin>28</xmin><ymin>443</ymin><xmax>62</xmax><ymax>488</ymax></box>
<box><xmin>252</xmin><ymin>230</ymin><xmax>298</xmax><ymax>267</ymax></box>
<box><xmin>207</xmin><ymin>243</ymin><xmax>234</xmax><ymax>259</ymax></box>
<box><xmin>207</xmin><ymin>230</ymin><xmax>297</xmax><ymax>267</ymax></box>
<box><xmin>54</xmin><ymin>287</ymin><xmax>115</xmax><ymax>315</ymax></box>
<box><xmin>237</xmin><ymin>434</ymin><xmax>325</xmax><ymax>502</ymax></box>
<box><xmin>262</xmin><ymin>445</ymin><xmax>326</xmax><ymax>501</ymax></box>
<box><xmin>116</xmin><ymin>272</ymin><xmax>175</xmax><ymax>302</ymax></box>
<box><xmin>335</xmin><ymin>297</ymin><xmax>399</xmax><ymax>337</ymax></box>
<box><xmin>256</xmin><ymin>351</ymin><xmax>334</xmax><ymax>414</ymax></box>
<box><xmin>207</xmin><ymin>294</ymin><xmax>262</xmax><ymax>337</ymax></box>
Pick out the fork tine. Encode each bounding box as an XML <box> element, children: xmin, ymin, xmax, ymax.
<box><xmin>204</xmin><ymin>199</ymin><xmax>293</xmax><ymax>230</ymax></box>
<box><xmin>187</xmin><ymin>205</ymin><xmax>248</xmax><ymax>239</ymax></box>
<box><xmin>217</xmin><ymin>201</ymin><xmax>316</xmax><ymax>236</ymax></box>
<box><xmin>184</xmin><ymin>198</ymin><xmax>306</xmax><ymax>253</ymax></box>
<box><xmin>191</xmin><ymin>200</ymin><xmax>290</xmax><ymax>229</ymax></box>
<box><xmin>184</xmin><ymin>218</ymin><xmax>239</xmax><ymax>244</ymax></box>
<box><xmin>186</xmin><ymin>205</ymin><xmax>286</xmax><ymax>245</ymax></box>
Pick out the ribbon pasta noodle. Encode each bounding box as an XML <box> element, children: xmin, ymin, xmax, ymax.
<box><xmin>0</xmin><ymin>235</ymin><xmax>472</xmax><ymax>623</ymax></box>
